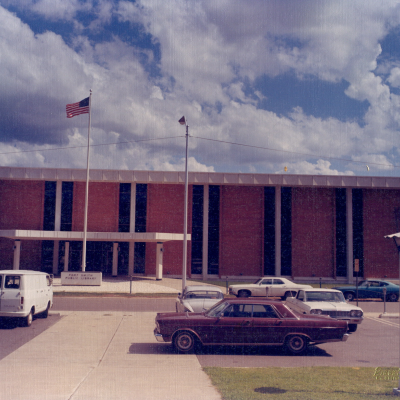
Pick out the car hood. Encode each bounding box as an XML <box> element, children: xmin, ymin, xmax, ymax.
<box><xmin>303</xmin><ymin>301</ymin><xmax>362</xmax><ymax>311</ymax></box>
<box><xmin>156</xmin><ymin>311</ymin><xmax>205</xmax><ymax>320</ymax></box>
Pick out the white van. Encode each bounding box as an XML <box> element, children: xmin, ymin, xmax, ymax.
<box><xmin>0</xmin><ymin>270</ymin><xmax>53</xmax><ymax>326</ymax></box>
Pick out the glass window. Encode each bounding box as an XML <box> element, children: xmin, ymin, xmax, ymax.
<box><xmin>261</xmin><ymin>279</ymin><xmax>273</xmax><ymax>285</ymax></box>
<box><xmin>273</xmin><ymin>279</ymin><xmax>284</xmax><ymax>285</ymax></box>
<box><xmin>297</xmin><ymin>291</ymin><xmax>304</xmax><ymax>301</ymax></box>
<box><xmin>252</xmin><ymin>304</ymin><xmax>278</xmax><ymax>318</ymax></box>
<box><xmin>5</xmin><ymin>276</ymin><xmax>20</xmax><ymax>289</ymax></box>
<box><xmin>222</xmin><ymin>304</ymin><xmax>252</xmax><ymax>318</ymax></box>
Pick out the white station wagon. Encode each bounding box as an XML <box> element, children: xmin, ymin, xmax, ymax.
<box><xmin>228</xmin><ymin>277</ymin><xmax>312</xmax><ymax>299</ymax></box>
<box><xmin>285</xmin><ymin>288</ymin><xmax>363</xmax><ymax>332</ymax></box>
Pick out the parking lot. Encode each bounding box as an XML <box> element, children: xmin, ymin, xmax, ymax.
<box><xmin>0</xmin><ymin>281</ymin><xmax>398</xmax><ymax>399</ymax></box>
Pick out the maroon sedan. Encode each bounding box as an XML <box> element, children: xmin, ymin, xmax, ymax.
<box><xmin>154</xmin><ymin>298</ymin><xmax>349</xmax><ymax>355</ymax></box>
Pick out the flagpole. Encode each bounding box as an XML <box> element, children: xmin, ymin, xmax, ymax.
<box><xmin>179</xmin><ymin>116</ymin><xmax>189</xmax><ymax>293</ymax></box>
<box><xmin>82</xmin><ymin>90</ymin><xmax>92</xmax><ymax>272</ymax></box>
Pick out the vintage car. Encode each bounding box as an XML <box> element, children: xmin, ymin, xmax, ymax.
<box><xmin>285</xmin><ymin>288</ymin><xmax>363</xmax><ymax>332</ymax></box>
<box><xmin>333</xmin><ymin>280</ymin><xmax>399</xmax><ymax>302</ymax></box>
<box><xmin>175</xmin><ymin>285</ymin><xmax>224</xmax><ymax>313</ymax></box>
<box><xmin>154</xmin><ymin>298</ymin><xmax>349</xmax><ymax>355</ymax></box>
<box><xmin>228</xmin><ymin>277</ymin><xmax>312</xmax><ymax>299</ymax></box>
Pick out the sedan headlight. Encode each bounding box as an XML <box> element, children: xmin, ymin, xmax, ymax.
<box><xmin>310</xmin><ymin>309</ymin><xmax>322</xmax><ymax>315</ymax></box>
<box><xmin>350</xmin><ymin>310</ymin><xmax>363</xmax><ymax>318</ymax></box>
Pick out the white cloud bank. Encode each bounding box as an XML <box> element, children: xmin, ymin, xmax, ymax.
<box><xmin>0</xmin><ymin>1</ymin><xmax>400</xmax><ymax>176</ymax></box>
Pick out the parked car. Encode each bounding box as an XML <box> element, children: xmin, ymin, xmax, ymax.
<box><xmin>0</xmin><ymin>270</ymin><xmax>53</xmax><ymax>326</ymax></box>
<box><xmin>154</xmin><ymin>298</ymin><xmax>349</xmax><ymax>355</ymax></box>
<box><xmin>175</xmin><ymin>285</ymin><xmax>224</xmax><ymax>313</ymax></box>
<box><xmin>228</xmin><ymin>277</ymin><xmax>312</xmax><ymax>299</ymax></box>
<box><xmin>285</xmin><ymin>288</ymin><xmax>363</xmax><ymax>332</ymax></box>
<box><xmin>333</xmin><ymin>280</ymin><xmax>399</xmax><ymax>302</ymax></box>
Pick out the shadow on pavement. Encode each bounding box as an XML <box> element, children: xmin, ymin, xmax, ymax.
<box><xmin>128</xmin><ymin>342</ymin><xmax>332</xmax><ymax>357</ymax></box>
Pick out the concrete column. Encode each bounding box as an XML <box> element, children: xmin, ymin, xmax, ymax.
<box><xmin>346</xmin><ymin>188</ymin><xmax>354</xmax><ymax>283</ymax></box>
<box><xmin>129</xmin><ymin>183</ymin><xmax>136</xmax><ymax>275</ymax></box>
<box><xmin>112</xmin><ymin>242</ymin><xmax>119</xmax><ymax>276</ymax></box>
<box><xmin>128</xmin><ymin>242</ymin><xmax>135</xmax><ymax>275</ymax></box>
<box><xmin>275</xmin><ymin>186</ymin><xmax>281</xmax><ymax>276</ymax></box>
<box><xmin>52</xmin><ymin>241</ymin><xmax>59</xmax><ymax>274</ymax></box>
<box><xmin>64</xmin><ymin>242</ymin><xmax>70</xmax><ymax>272</ymax></box>
<box><xmin>13</xmin><ymin>240</ymin><xmax>21</xmax><ymax>270</ymax></box>
<box><xmin>202</xmin><ymin>184</ymin><xmax>209</xmax><ymax>281</ymax></box>
<box><xmin>156</xmin><ymin>242</ymin><xmax>164</xmax><ymax>280</ymax></box>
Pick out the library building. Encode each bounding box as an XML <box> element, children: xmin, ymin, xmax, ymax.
<box><xmin>0</xmin><ymin>166</ymin><xmax>399</xmax><ymax>283</ymax></box>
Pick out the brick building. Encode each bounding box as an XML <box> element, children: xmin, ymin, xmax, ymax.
<box><xmin>0</xmin><ymin>166</ymin><xmax>399</xmax><ymax>283</ymax></box>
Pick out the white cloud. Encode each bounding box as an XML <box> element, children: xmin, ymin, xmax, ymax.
<box><xmin>1</xmin><ymin>1</ymin><xmax>400</xmax><ymax>177</ymax></box>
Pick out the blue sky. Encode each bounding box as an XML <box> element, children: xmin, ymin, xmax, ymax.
<box><xmin>1</xmin><ymin>0</ymin><xmax>400</xmax><ymax>176</ymax></box>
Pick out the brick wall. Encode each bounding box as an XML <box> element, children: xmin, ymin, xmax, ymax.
<box><xmin>363</xmin><ymin>189</ymin><xmax>400</xmax><ymax>278</ymax></box>
<box><xmin>72</xmin><ymin>182</ymin><xmax>119</xmax><ymax>232</ymax></box>
<box><xmin>145</xmin><ymin>184</ymin><xmax>192</xmax><ymax>276</ymax></box>
<box><xmin>219</xmin><ymin>186</ymin><xmax>264</xmax><ymax>277</ymax></box>
<box><xmin>291</xmin><ymin>187</ymin><xmax>335</xmax><ymax>277</ymax></box>
<box><xmin>0</xmin><ymin>180</ymin><xmax>45</xmax><ymax>269</ymax></box>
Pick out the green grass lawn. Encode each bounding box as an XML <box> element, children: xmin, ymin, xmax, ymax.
<box><xmin>204</xmin><ymin>366</ymin><xmax>399</xmax><ymax>400</ymax></box>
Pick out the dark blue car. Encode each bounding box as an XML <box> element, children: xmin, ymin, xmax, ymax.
<box><xmin>334</xmin><ymin>280</ymin><xmax>399</xmax><ymax>302</ymax></box>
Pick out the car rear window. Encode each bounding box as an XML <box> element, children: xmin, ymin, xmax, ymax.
<box><xmin>185</xmin><ymin>291</ymin><xmax>223</xmax><ymax>299</ymax></box>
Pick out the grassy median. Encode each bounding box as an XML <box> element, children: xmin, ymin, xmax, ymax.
<box><xmin>203</xmin><ymin>367</ymin><xmax>398</xmax><ymax>400</ymax></box>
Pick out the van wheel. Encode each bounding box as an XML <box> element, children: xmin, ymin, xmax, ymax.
<box><xmin>42</xmin><ymin>302</ymin><xmax>50</xmax><ymax>318</ymax></box>
<box><xmin>25</xmin><ymin>310</ymin><xmax>33</xmax><ymax>327</ymax></box>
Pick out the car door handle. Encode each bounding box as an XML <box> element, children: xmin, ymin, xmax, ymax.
<box><xmin>242</xmin><ymin>320</ymin><xmax>251</xmax><ymax>326</ymax></box>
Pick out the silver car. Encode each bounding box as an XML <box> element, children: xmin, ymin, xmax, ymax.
<box><xmin>175</xmin><ymin>285</ymin><xmax>224</xmax><ymax>313</ymax></box>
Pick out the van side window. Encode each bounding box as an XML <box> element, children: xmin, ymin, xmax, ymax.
<box><xmin>46</xmin><ymin>276</ymin><xmax>51</xmax><ymax>286</ymax></box>
<box><xmin>5</xmin><ymin>276</ymin><xmax>20</xmax><ymax>289</ymax></box>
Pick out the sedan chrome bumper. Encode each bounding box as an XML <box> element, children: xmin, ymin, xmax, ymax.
<box><xmin>154</xmin><ymin>328</ymin><xmax>171</xmax><ymax>343</ymax></box>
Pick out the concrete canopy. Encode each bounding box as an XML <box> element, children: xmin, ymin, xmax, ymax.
<box><xmin>0</xmin><ymin>230</ymin><xmax>189</xmax><ymax>243</ymax></box>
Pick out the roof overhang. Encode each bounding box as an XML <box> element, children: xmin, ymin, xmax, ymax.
<box><xmin>0</xmin><ymin>230</ymin><xmax>190</xmax><ymax>243</ymax></box>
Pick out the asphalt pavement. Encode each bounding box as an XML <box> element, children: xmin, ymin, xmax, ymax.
<box><xmin>0</xmin><ymin>276</ymin><xmax>398</xmax><ymax>400</ymax></box>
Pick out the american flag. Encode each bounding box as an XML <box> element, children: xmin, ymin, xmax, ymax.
<box><xmin>66</xmin><ymin>97</ymin><xmax>90</xmax><ymax>118</ymax></box>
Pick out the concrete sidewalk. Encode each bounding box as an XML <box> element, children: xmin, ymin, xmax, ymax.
<box><xmin>0</xmin><ymin>311</ymin><xmax>222</xmax><ymax>400</ymax></box>
<box><xmin>52</xmin><ymin>276</ymin><xmax>215</xmax><ymax>294</ymax></box>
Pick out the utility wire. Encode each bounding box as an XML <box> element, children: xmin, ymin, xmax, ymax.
<box><xmin>0</xmin><ymin>134</ymin><xmax>397</xmax><ymax>169</ymax></box>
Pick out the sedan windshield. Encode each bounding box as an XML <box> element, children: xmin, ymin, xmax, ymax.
<box><xmin>305</xmin><ymin>291</ymin><xmax>345</xmax><ymax>302</ymax></box>
<box><xmin>205</xmin><ymin>301</ymin><xmax>230</xmax><ymax>317</ymax></box>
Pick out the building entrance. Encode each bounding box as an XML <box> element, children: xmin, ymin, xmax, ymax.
<box><xmin>69</xmin><ymin>241</ymin><xmax>113</xmax><ymax>275</ymax></box>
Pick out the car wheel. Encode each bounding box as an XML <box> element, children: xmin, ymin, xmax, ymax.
<box><xmin>344</xmin><ymin>292</ymin><xmax>355</xmax><ymax>302</ymax></box>
<box><xmin>237</xmin><ymin>290</ymin><xmax>250</xmax><ymax>298</ymax></box>
<box><xmin>285</xmin><ymin>335</ymin><xmax>308</xmax><ymax>355</ymax></box>
<box><xmin>173</xmin><ymin>331</ymin><xmax>196</xmax><ymax>353</ymax></box>
<box><xmin>41</xmin><ymin>302</ymin><xmax>50</xmax><ymax>318</ymax></box>
<box><xmin>387</xmin><ymin>293</ymin><xmax>399</xmax><ymax>302</ymax></box>
<box><xmin>348</xmin><ymin>324</ymin><xmax>357</xmax><ymax>333</ymax></box>
<box><xmin>25</xmin><ymin>310</ymin><xmax>33</xmax><ymax>327</ymax></box>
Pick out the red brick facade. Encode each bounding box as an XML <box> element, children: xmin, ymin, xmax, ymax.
<box><xmin>219</xmin><ymin>186</ymin><xmax>264</xmax><ymax>277</ymax></box>
<box><xmin>291</xmin><ymin>188</ymin><xmax>335</xmax><ymax>278</ymax></box>
<box><xmin>0</xmin><ymin>173</ymin><xmax>400</xmax><ymax>279</ymax></box>
<box><xmin>145</xmin><ymin>184</ymin><xmax>193</xmax><ymax>276</ymax></box>
<box><xmin>363</xmin><ymin>189</ymin><xmax>400</xmax><ymax>278</ymax></box>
